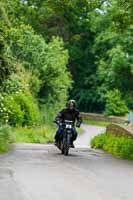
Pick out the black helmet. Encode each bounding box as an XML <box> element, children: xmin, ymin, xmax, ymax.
<box><xmin>66</xmin><ymin>99</ymin><xmax>76</xmax><ymax>110</ymax></box>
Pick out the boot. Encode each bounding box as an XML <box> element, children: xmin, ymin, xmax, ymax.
<box><xmin>71</xmin><ymin>141</ymin><xmax>75</xmax><ymax>148</ymax></box>
<box><xmin>54</xmin><ymin>140</ymin><xmax>58</xmax><ymax>146</ymax></box>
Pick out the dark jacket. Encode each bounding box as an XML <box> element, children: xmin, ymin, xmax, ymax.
<box><xmin>55</xmin><ymin>108</ymin><xmax>82</xmax><ymax>126</ymax></box>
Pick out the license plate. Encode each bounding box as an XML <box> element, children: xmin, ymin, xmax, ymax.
<box><xmin>66</xmin><ymin>124</ymin><xmax>72</xmax><ymax>129</ymax></box>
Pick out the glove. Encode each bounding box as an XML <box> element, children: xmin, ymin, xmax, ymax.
<box><xmin>59</xmin><ymin>122</ymin><xmax>63</xmax><ymax>126</ymax></box>
<box><xmin>76</xmin><ymin>122</ymin><xmax>81</xmax><ymax>128</ymax></box>
<box><xmin>54</xmin><ymin>120</ymin><xmax>61</xmax><ymax>125</ymax></box>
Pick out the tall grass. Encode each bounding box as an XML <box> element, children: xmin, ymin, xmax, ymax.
<box><xmin>15</xmin><ymin>125</ymin><xmax>55</xmax><ymax>143</ymax></box>
<box><xmin>0</xmin><ymin>125</ymin><xmax>15</xmax><ymax>152</ymax></box>
<box><xmin>13</xmin><ymin>103</ymin><xmax>57</xmax><ymax>144</ymax></box>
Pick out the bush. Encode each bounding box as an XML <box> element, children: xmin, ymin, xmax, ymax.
<box><xmin>0</xmin><ymin>92</ymin><xmax>41</xmax><ymax>126</ymax></box>
<box><xmin>105</xmin><ymin>89</ymin><xmax>128</xmax><ymax>116</ymax></box>
<box><xmin>91</xmin><ymin>133</ymin><xmax>107</xmax><ymax>149</ymax></box>
<box><xmin>0</xmin><ymin>125</ymin><xmax>15</xmax><ymax>152</ymax></box>
<box><xmin>91</xmin><ymin>133</ymin><xmax>133</xmax><ymax>159</ymax></box>
<box><xmin>8</xmin><ymin>26</ymin><xmax>72</xmax><ymax>106</ymax></box>
<box><xmin>3</xmin><ymin>73</ymin><xmax>23</xmax><ymax>94</ymax></box>
<box><xmin>4</xmin><ymin>94</ymin><xmax>24</xmax><ymax>126</ymax></box>
<box><xmin>13</xmin><ymin>92</ymin><xmax>41</xmax><ymax>126</ymax></box>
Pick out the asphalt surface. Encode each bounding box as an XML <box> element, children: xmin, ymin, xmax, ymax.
<box><xmin>0</xmin><ymin>124</ymin><xmax>133</xmax><ymax>200</ymax></box>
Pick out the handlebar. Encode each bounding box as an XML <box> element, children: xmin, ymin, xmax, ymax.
<box><xmin>54</xmin><ymin>120</ymin><xmax>81</xmax><ymax>127</ymax></box>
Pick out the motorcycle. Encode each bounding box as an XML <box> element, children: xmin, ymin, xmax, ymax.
<box><xmin>55</xmin><ymin>120</ymin><xmax>73</xmax><ymax>156</ymax></box>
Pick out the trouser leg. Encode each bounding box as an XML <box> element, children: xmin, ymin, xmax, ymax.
<box><xmin>71</xmin><ymin>128</ymin><xmax>78</xmax><ymax>142</ymax></box>
<box><xmin>55</xmin><ymin>125</ymin><xmax>63</xmax><ymax>141</ymax></box>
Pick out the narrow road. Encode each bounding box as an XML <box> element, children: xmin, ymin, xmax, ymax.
<box><xmin>75</xmin><ymin>124</ymin><xmax>105</xmax><ymax>148</ymax></box>
<box><xmin>0</xmin><ymin>124</ymin><xmax>133</xmax><ymax>200</ymax></box>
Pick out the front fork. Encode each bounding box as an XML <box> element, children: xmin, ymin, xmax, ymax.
<box><xmin>64</xmin><ymin>130</ymin><xmax>72</xmax><ymax>146</ymax></box>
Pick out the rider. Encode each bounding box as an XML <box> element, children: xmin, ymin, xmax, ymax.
<box><xmin>54</xmin><ymin>99</ymin><xmax>82</xmax><ymax>148</ymax></box>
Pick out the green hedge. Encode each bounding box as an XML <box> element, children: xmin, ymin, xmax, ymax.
<box><xmin>91</xmin><ymin>133</ymin><xmax>133</xmax><ymax>160</ymax></box>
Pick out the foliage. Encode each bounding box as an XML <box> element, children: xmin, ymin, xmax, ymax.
<box><xmin>2</xmin><ymin>0</ymin><xmax>102</xmax><ymax>112</ymax></box>
<box><xmin>0</xmin><ymin>3</ymin><xmax>14</xmax><ymax>85</ymax></box>
<box><xmin>2</xmin><ymin>73</ymin><xmax>23</xmax><ymax>94</ymax></box>
<box><xmin>0</xmin><ymin>92</ymin><xmax>41</xmax><ymax>126</ymax></box>
<box><xmin>105</xmin><ymin>89</ymin><xmax>128</xmax><ymax>116</ymax></box>
<box><xmin>13</xmin><ymin>92</ymin><xmax>41</xmax><ymax>126</ymax></box>
<box><xmin>8</xmin><ymin>25</ymin><xmax>72</xmax><ymax>108</ymax></box>
<box><xmin>91</xmin><ymin>133</ymin><xmax>106</xmax><ymax>149</ymax></box>
<box><xmin>3</xmin><ymin>94</ymin><xmax>24</xmax><ymax>126</ymax></box>
<box><xmin>91</xmin><ymin>0</ymin><xmax>133</xmax><ymax>112</ymax></box>
<box><xmin>28</xmin><ymin>73</ymin><xmax>41</xmax><ymax>97</ymax></box>
<box><xmin>91</xmin><ymin>133</ymin><xmax>133</xmax><ymax>160</ymax></box>
<box><xmin>0</xmin><ymin>125</ymin><xmax>15</xmax><ymax>152</ymax></box>
<box><xmin>1</xmin><ymin>0</ymin><xmax>133</xmax><ymax>115</ymax></box>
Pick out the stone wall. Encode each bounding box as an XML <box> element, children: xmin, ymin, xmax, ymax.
<box><xmin>81</xmin><ymin>112</ymin><xmax>125</xmax><ymax>124</ymax></box>
<box><xmin>81</xmin><ymin>112</ymin><xmax>133</xmax><ymax>137</ymax></box>
<box><xmin>106</xmin><ymin>123</ymin><xmax>133</xmax><ymax>138</ymax></box>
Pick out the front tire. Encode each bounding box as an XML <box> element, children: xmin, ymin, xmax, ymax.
<box><xmin>64</xmin><ymin>147</ymin><xmax>69</xmax><ymax>156</ymax></box>
<box><xmin>63</xmin><ymin>134</ymin><xmax>71</xmax><ymax>156</ymax></box>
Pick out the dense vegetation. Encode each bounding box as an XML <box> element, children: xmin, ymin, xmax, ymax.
<box><xmin>0</xmin><ymin>0</ymin><xmax>72</xmax><ymax>149</ymax></box>
<box><xmin>0</xmin><ymin>0</ymin><xmax>132</xmax><ymax>151</ymax></box>
<box><xmin>91</xmin><ymin>133</ymin><xmax>133</xmax><ymax>160</ymax></box>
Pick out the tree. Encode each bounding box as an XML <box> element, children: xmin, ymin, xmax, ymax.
<box><xmin>8</xmin><ymin>25</ymin><xmax>72</xmax><ymax>108</ymax></box>
<box><xmin>0</xmin><ymin>3</ymin><xmax>14</xmax><ymax>86</ymax></box>
<box><xmin>91</xmin><ymin>0</ymin><xmax>133</xmax><ymax>111</ymax></box>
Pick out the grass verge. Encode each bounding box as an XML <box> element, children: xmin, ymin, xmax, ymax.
<box><xmin>15</xmin><ymin>126</ymin><xmax>81</xmax><ymax>143</ymax></box>
<box><xmin>91</xmin><ymin>133</ymin><xmax>133</xmax><ymax>160</ymax></box>
<box><xmin>83</xmin><ymin>119</ymin><xmax>109</xmax><ymax>127</ymax></box>
<box><xmin>77</xmin><ymin>127</ymin><xmax>82</xmax><ymax>134</ymax></box>
<box><xmin>0</xmin><ymin>123</ymin><xmax>82</xmax><ymax>153</ymax></box>
<box><xmin>14</xmin><ymin>125</ymin><xmax>55</xmax><ymax>143</ymax></box>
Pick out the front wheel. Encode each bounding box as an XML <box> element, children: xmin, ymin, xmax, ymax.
<box><xmin>64</xmin><ymin>147</ymin><xmax>69</xmax><ymax>156</ymax></box>
<box><xmin>63</xmin><ymin>134</ymin><xmax>71</xmax><ymax>156</ymax></box>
